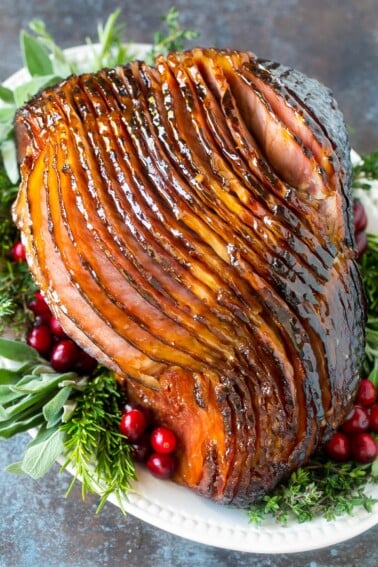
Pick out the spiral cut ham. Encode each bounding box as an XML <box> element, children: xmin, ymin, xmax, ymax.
<box><xmin>13</xmin><ymin>48</ymin><xmax>365</xmax><ymax>506</ymax></box>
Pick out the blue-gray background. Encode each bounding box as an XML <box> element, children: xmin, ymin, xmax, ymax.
<box><xmin>0</xmin><ymin>1</ymin><xmax>377</xmax><ymax>566</ymax></box>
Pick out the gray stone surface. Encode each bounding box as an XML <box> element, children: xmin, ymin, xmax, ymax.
<box><xmin>0</xmin><ymin>1</ymin><xmax>377</xmax><ymax>565</ymax></box>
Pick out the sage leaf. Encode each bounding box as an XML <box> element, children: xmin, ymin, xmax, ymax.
<box><xmin>0</xmin><ymin>406</ymin><xmax>9</xmax><ymax>420</ymax></box>
<box><xmin>61</xmin><ymin>400</ymin><xmax>77</xmax><ymax>423</ymax></box>
<box><xmin>31</xmin><ymin>364</ymin><xmax>62</xmax><ymax>376</ymax></box>
<box><xmin>0</xmin><ymin>412</ymin><xmax>44</xmax><ymax>438</ymax></box>
<box><xmin>43</xmin><ymin>386</ymin><xmax>72</xmax><ymax>426</ymax></box>
<box><xmin>0</xmin><ymin>368</ymin><xmax>25</xmax><ymax>385</ymax></box>
<box><xmin>5</xmin><ymin>461</ymin><xmax>25</xmax><ymax>474</ymax></box>
<box><xmin>0</xmin><ymin>339</ymin><xmax>38</xmax><ymax>363</ymax></box>
<box><xmin>11</xmin><ymin>372</ymin><xmax>74</xmax><ymax>394</ymax></box>
<box><xmin>372</xmin><ymin>459</ymin><xmax>378</xmax><ymax>478</ymax></box>
<box><xmin>59</xmin><ymin>375</ymin><xmax>87</xmax><ymax>390</ymax></box>
<box><xmin>0</xmin><ymin>392</ymin><xmax>47</xmax><ymax>420</ymax></box>
<box><xmin>20</xmin><ymin>30</ymin><xmax>53</xmax><ymax>76</ymax></box>
<box><xmin>21</xmin><ymin>427</ymin><xmax>65</xmax><ymax>479</ymax></box>
<box><xmin>0</xmin><ymin>121</ymin><xmax>14</xmax><ymax>143</ymax></box>
<box><xmin>0</xmin><ymin>85</ymin><xmax>15</xmax><ymax>104</ymax></box>
<box><xmin>368</xmin><ymin>366</ymin><xmax>378</xmax><ymax>389</ymax></box>
<box><xmin>28</xmin><ymin>19</ymin><xmax>74</xmax><ymax>77</ymax></box>
<box><xmin>51</xmin><ymin>58</ymin><xmax>73</xmax><ymax>78</ymax></box>
<box><xmin>0</xmin><ymin>385</ymin><xmax>24</xmax><ymax>406</ymax></box>
<box><xmin>0</xmin><ymin>107</ymin><xmax>15</xmax><ymax>123</ymax></box>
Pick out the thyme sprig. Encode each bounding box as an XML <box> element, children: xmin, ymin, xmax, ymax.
<box><xmin>248</xmin><ymin>458</ymin><xmax>377</xmax><ymax>525</ymax></box>
<box><xmin>148</xmin><ymin>7</ymin><xmax>199</xmax><ymax>62</ymax></box>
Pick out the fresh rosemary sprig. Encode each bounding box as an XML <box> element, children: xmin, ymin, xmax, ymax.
<box><xmin>61</xmin><ymin>370</ymin><xmax>136</xmax><ymax>513</ymax></box>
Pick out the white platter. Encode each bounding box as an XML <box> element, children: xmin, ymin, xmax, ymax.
<box><xmin>2</xmin><ymin>43</ymin><xmax>377</xmax><ymax>554</ymax></box>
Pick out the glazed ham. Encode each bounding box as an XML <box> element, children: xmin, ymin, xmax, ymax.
<box><xmin>13</xmin><ymin>48</ymin><xmax>365</xmax><ymax>506</ymax></box>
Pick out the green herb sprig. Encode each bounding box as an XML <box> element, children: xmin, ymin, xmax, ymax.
<box><xmin>61</xmin><ymin>371</ymin><xmax>136</xmax><ymax>513</ymax></box>
<box><xmin>148</xmin><ymin>7</ymin><xmax>199</xmax><ymax>62</ymax></box>
<box><xmin>248</xmin><ymin>458</ymin><xmax>377</xmax><ymax>525</ymax></box>
<box><xmin>0</xmin><ymin>338</ymin><xmax>82</xmax><ymax>475</ymax></box>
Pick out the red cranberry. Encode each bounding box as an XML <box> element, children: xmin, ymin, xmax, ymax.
<box><xmin>50</xmin><ymin>340</ymin><xmax>80</xmax><ymax>372</ymax></box>
<box><xmin>147</xmin><ymin>453</ymin><xmax>176</xmax><ymax>478</ymax></box>
<box><xmin>33</xmin><ymin>315</ymin><xmax>50</xmax><ymax>327</ymax></box>
<box><xmin>369</xmin><ymin>403</ymin><xmax>378</xmax><ymax>432</ymax></box>
<box><xmin>123</xmin><ymin>403</ymin><xmax>153</xmax><ymax>427</ymax></box>
<box><xmin>49</xmin><ymin>316</ymin><xmax>67</xmax><ymax>339</ymax></box>
<box><xmin>27</xmin><ymin>325</ymin><xmax>53</xmax><ymax>355</ymax></box>
<box><xmin>150</xmin><ymin>426</ymin><xmax>177</xmax><ymax>455</ymax></box>
<box><xmin>75</xmin><ymin>350</ymin><xmax>98</xmax><ymax>375</ymax></box>
<box><xmin>341</xmin><ymin>406</ymin><xmax>370</xmax><ymax>434</ymax></box>
<box><xmin>119</xmin><ymin>409</ymin><xmax>147</xmax><ymax>441</ymax></box>
<box><xmin>131</xmin><ymin>434</ymin><xmax>152</xmax><ymax>463</ymax></box>
<box><xmin>28</xmin><ymin>291</ymin><xmax>51</xmax><ymax>319</ymax></box>
<box><xmin>325</xmin><ymin>432</ymin><xmax>350</xmax><ymax>462</ymax></box>
<box><xmin>350</xmin><ymin>432</ymin><xmax>377</xmax><ymax>463</ymax></box>
<box><xmin>353</xmin><ymin>199</ymin><xmax>368</xmax><ymax>233</ymax></box>
<box><xmin>356</xmin><ymin>379</ymin><xmax>377</xmax><ymax>407</ymax></box>
<box><xmin>11</xmin><ymin>241</ymin><xmax>26</xmax><ymax>262</ymax></box>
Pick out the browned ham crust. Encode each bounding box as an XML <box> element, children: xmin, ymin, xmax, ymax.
<box><xmin>13</xmin><ymin>48</ymin><xmax>365</xmax><ymax>506</ymax></box>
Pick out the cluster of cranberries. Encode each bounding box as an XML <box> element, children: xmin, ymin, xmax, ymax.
<box><xmin>326</xmin><ymin>379</ymin><xmax>378</xmax><ymax>464</ymax></box>
<box><xmin>119</xmin><ymin>405</ymin><xmax>178</xmax><ymax>479</ymax></box>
